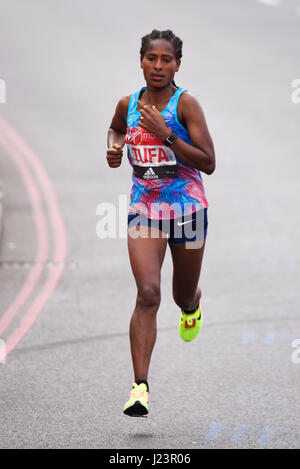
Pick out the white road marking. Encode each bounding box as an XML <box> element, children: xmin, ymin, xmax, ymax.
<box><xmin>264</xmin><ymin>332</ymin><xmax>276</xmax><ymax>345</ymax></box>
<box><xmin>255</xmin><ymin>0</ymin><xmax>280</xmax><ymax>6</ymax></box>
<box><xmin>203</xmin><ymin>422</ymin><xmax>278</xmax><ymax>445</ymax></box>
<box><xmin>242</xmin><ymin>331</ymin><xmax>256</xmax><ymax>344</ymax></box>
<box><xmin>258</xmin><ymin>426</ymin><xmax>276</xmax><ymax>445</ymax></box>
<box><xmin>255</xmin><ymin>0</ymin><xmax>300</xmax><ymax>16</ymax></box>
<box><xmin>205</xmin><ymin>422</ymin><xmax>225</xmax><ymax>441</ymax></box>
<box><xmin>231</xmin><ymin>424</ymin><xmax>248</xmax><ymax>443</ymax></box>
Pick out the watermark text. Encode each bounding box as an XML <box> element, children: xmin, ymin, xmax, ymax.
<box><xmin>291</xmin><ymin>79</ymin><xmax>300</xmax><ymax>104</ymax></box>
<box><xmin>0</xmin><ymin>78</ymin><xmax>6</xmax><ymax>103</ymax></box>
<box><xmin>96</xmin><ymin>195</ymin><xmax>206</xmax><ymax>248</ymax></box>
<box><xmin>0</xmin><ymin>339</ymin><xmax>6</xmax><ymax>364</ymax></box>
<box><xmin>291</xmin><ymin>338</ymin><xmax>300</xmax><ymax>364</ymax></box>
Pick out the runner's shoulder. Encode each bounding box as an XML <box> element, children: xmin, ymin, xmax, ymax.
<box><xmin>110</xmin><ymin>95</ymin><xmax>131</xmax><ymax>132</ymax></box>
<box><xmin>179</xmin><ymin>91</ymin><xmax>203</xmax><ymax>113</ymax></box>
<box><xmin>116</xmin><ymin>94</ymin><xmax>131</xmax><ymax>121</ymax></box>
<box><xmin>178</xmin><ymin>91</ymin><xmax>205</xmax><ymax>123</ymax></box>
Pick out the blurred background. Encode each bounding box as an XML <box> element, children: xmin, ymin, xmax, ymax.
<box><xmin>0</xmin><ymin>0</ymin><xmax>299</xmax><ymax>449</ymax></box>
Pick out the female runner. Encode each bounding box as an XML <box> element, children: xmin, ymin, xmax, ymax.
<box><xmin>106</xmin><ymin>29</ymin><xmax>215</xmax><ymax>417</ymax></box>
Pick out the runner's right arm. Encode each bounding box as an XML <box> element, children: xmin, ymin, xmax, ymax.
<box><xmin>106</xmin><ymin>96</ymin><xmax>130</xmax><ymax>168</ymax></box>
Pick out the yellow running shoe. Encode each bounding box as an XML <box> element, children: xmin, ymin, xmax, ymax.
<box><xmin>123</xmin><ymin>383</ymin><xmax>149</xmax><ymax>417</ymax></box>
<box><xmin>179</xmin><ymin>303</ymin><xmax>203</xmax><ymax>342</ymax></box>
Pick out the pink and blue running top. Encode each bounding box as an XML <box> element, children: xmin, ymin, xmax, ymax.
<box><xmin>125</xmin><ymin>86</ymin><xmax>209</xmax><ymax>220</ymax></box>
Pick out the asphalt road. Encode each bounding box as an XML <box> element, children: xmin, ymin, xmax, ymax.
<box><xmin>0</xmin><ymin>0</ymin><xmax>299</xmax><ymax>449</ymax></box>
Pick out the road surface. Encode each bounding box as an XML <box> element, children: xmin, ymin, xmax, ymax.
<box><xmin>0</xmin><ymin>0</ymin><xmax>299</xmax><ymax>449</ymax></box>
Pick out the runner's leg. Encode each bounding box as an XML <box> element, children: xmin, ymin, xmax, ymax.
<box><xmin>128</xmin><ymin>225</ymin><xmax>168</xmax><ymax>382</ymax></box>
<box><xmin>169</xmin><ymin>238</ymin><xmax>207</xmax><ymax>311</ymax></box>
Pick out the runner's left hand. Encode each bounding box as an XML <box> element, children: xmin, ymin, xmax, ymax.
<box><xmin>137</xmin><ymin>101</ymin><xmax>171</xmax><ymax>142</ymax></box>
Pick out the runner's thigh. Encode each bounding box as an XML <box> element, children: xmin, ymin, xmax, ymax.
<box><xmin>128</xmin><ymin>226</ymin><xmax>168</xmax><ymax>292</ymax></box>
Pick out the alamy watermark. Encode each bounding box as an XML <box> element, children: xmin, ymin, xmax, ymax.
<box><xmin>0</xmin><ymin>78</ymin><xmax>6</xmax><ymax>103</ymax></box>
<box><xmin>291</xmin><ymin>338</ymin><xmax>300</xmax><ymax>364</ymax></box>
<box><xmin>291</xmin><ymin>79</ymin><xmax>300</xmax><ymax>104</ymax></box>
<box><xmin>0</xmin><ymin>339</ymin><xmax>6</xmax><ymax>364</ymax></box>
<box><xmin>96</xmin><ymin>194</ymin><xmax>206</xmax><ymax>248</ymax></box>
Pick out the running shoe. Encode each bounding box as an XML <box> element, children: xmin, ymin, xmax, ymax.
<box><xmin>179</xmin><ymin>303</ymin><xmax>203</xmax><ymax>342</ymax></box>
<box><xmin>123</xmin><ymin>382</ymin><xmax>149</xmax><ymax>417</ymax></box>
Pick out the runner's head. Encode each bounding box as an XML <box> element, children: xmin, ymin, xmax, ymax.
<box><xmin>140</xmin><ymin>30</ymin><xmax>182</xmax><ymax>88</ymax></box>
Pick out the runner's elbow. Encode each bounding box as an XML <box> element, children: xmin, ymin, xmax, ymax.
<box><xmin>206</xmin><ymin>161</ymin><xmax>215</xmax><ymax>175</ymax></box>
<box><xmin>202</xmin><ymin>153</ymin><xmax>215</xmax><ymax>175</ymax></box>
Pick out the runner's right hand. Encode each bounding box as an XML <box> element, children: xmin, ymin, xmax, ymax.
<box><xmin>106</xmin><ymin>144</ymin><xmax>123</xmax><ymax>168</ymax></box>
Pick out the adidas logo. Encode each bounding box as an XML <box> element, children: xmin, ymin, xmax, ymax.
<box><xmin>143</xmin><ymin>167</ymin><xmax>159</xmax><ymax>180</ymax></box>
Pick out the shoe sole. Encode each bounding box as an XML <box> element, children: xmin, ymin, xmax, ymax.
<box><xmin>123</xmin><ymin>400</ymin><xmax>148</xmax><ymax>418</ymax></box>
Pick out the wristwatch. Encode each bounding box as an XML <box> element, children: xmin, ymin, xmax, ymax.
<box><xmin>163</xmin><ymin>131</ymin><xmax>177</xmax><ymax>146</ymax></box>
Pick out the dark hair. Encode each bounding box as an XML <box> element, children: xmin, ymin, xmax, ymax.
<box><xmin>140</xmin><ymin>29</ymin><xmax>183</xmax><ymax>88</ymax></box>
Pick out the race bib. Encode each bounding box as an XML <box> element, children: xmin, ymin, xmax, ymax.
<box><xmin>125</xmin><ymin>127</ymin><xmax>177</xmax><ymax>167</ymax></box>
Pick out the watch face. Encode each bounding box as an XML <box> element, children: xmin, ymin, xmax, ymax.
<box><xmin>164</xmin><ymin>131</ymin><xmax>176</xmax><ymax>146</ymax></box>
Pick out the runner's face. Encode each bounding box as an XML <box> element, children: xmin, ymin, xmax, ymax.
<box><xmin>140</xmin><ymin>39</ymin><xmax>180</xmax><ymax>87</ymax></box>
